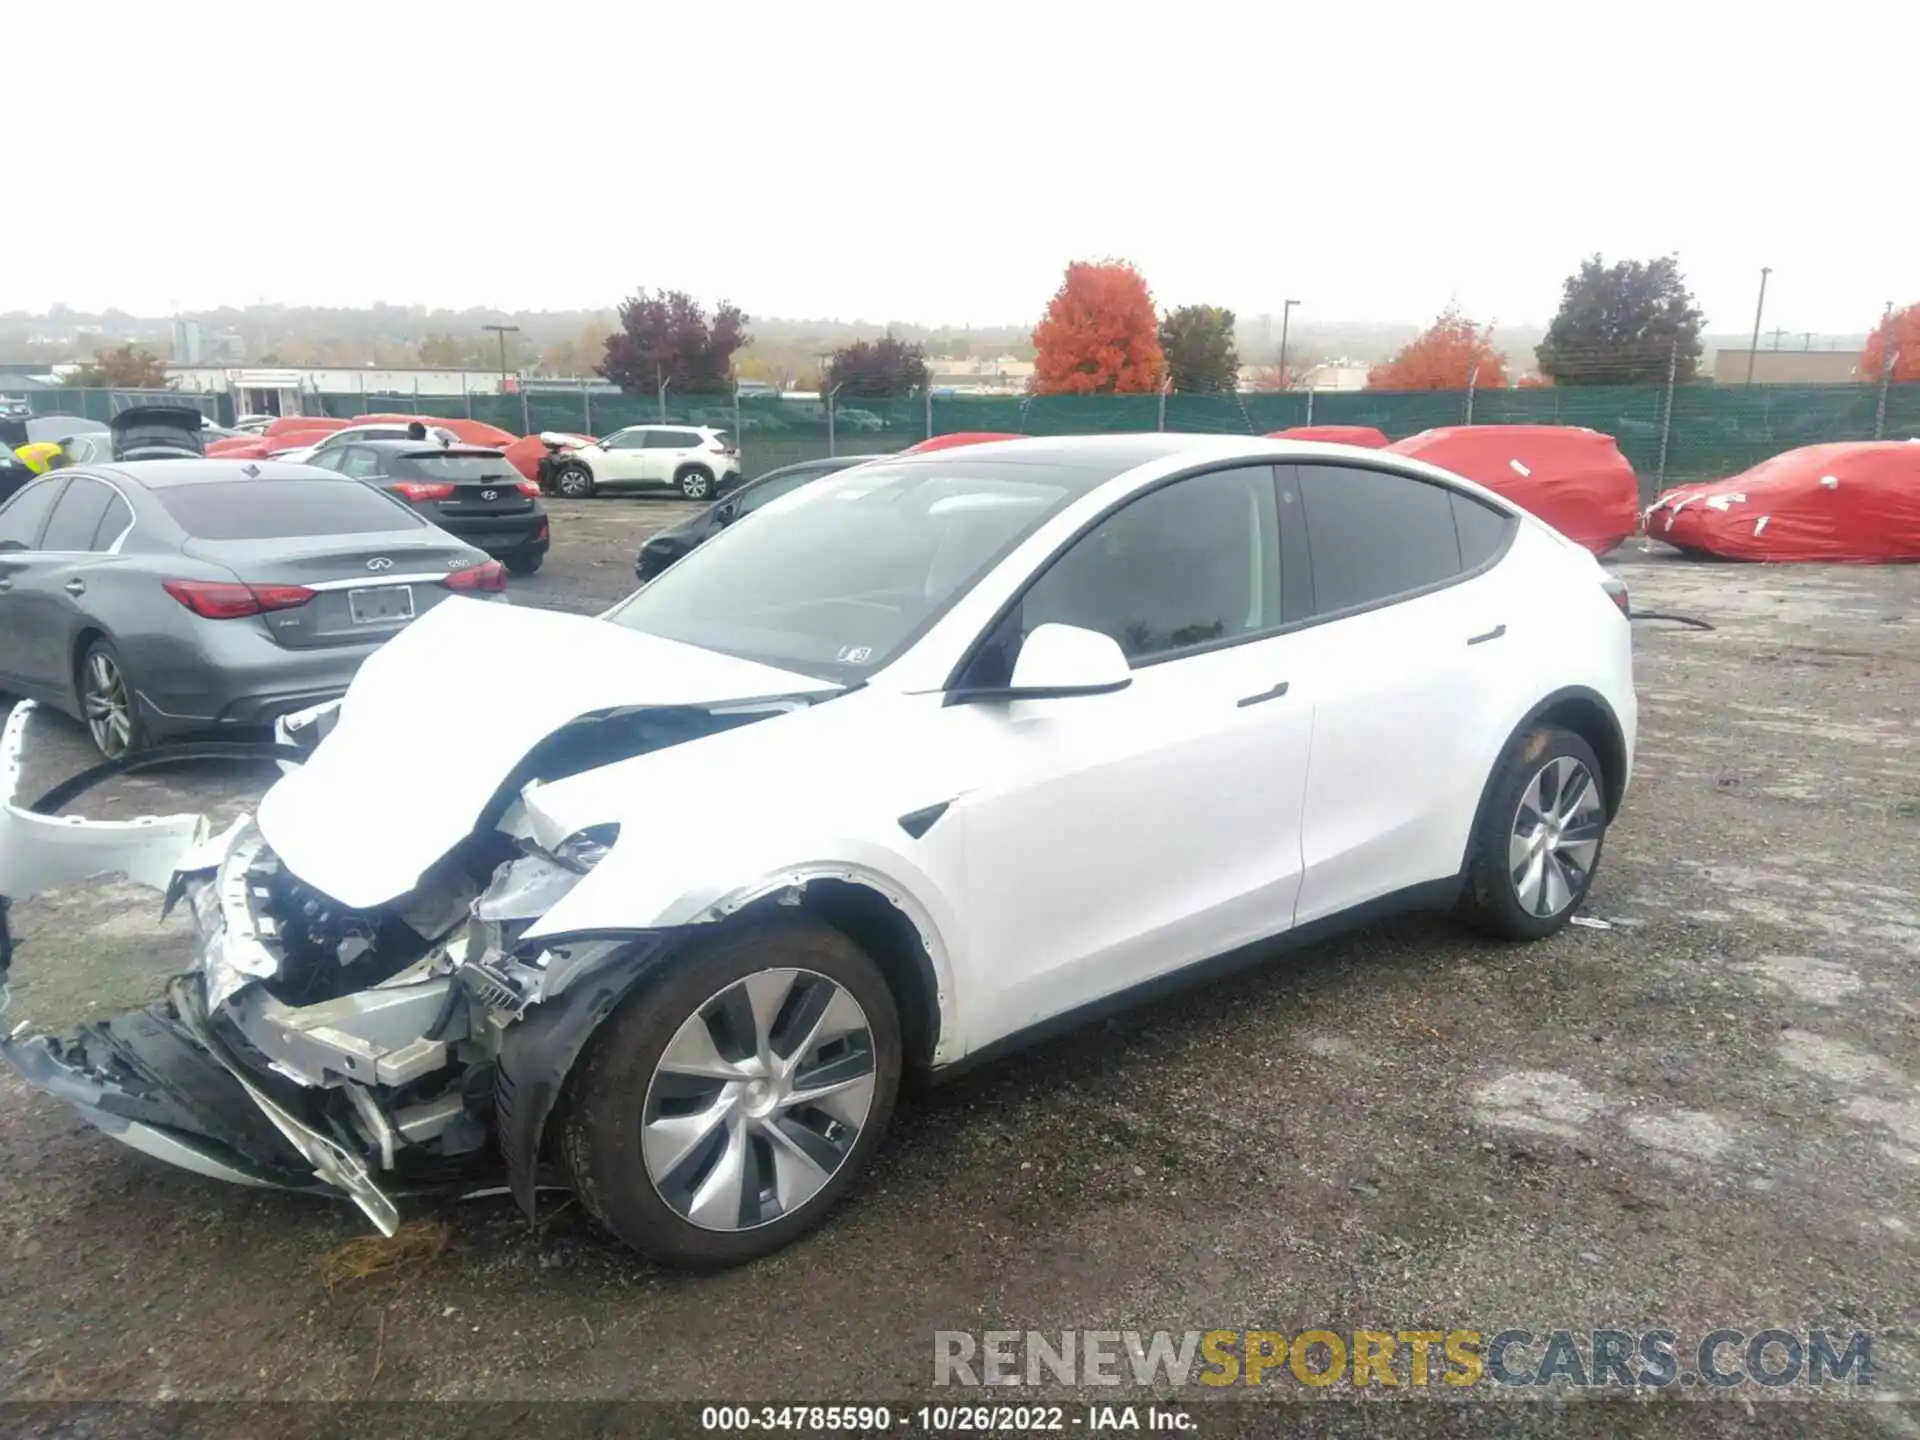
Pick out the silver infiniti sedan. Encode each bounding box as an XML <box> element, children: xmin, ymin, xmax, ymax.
<box><xmin>0</xmin><ymin>460</ymin><xmax>506</xmax><ymax>758</ymax></box>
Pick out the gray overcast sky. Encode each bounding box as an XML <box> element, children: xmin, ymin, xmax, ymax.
<box><xmin>11</xmin><ymin>1</ymin><xmax>1915</xmax><ymax>333</ymax></box>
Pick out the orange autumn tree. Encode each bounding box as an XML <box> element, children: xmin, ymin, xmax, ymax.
<box><xmin>1863</xmin><ymin>302</ymin><xmax>1920</xmax><ymax>382</ymax></box>
<box><xmin>1030</xmin><ymin>260</ymin><xmax>1166</xmax><ymax>394</ymax></box>
<box><xmin>1366</xmin><ymin>307</ymin><xmax>1508</xmax><ymax>390</ymax></box>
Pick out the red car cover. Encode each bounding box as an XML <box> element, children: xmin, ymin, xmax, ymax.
<box><xmin>1644</xmin><ymin>442</ymin><xmax>1920</xmax><ymax>563</ymax></box>
<box><xmin>503</xmin><ymin>432</ymin><xmax>589</xmax><ymax>484</ymax></box>
<box><xmin>1387</xmin><ymin>425</ymin><xmax>1640</xmax><ymax>555</ymax></box>
<box><xmin>263</xmin><ymin>415</ymin><xmax>349</xmax><ymax>439</ymax></box>
<box><xmin>900</xmin><ymin>432</ymin><xmax>1024</xmax><ymax>454</ymax></box>
<box><xmin>1265</xmin><ymin>425</ymin><xmax>1390</xmax><ymax>448</ymax></box>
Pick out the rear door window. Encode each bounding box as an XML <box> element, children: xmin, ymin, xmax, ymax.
<box><xmin>648</xmin><ymin>429</ymin><xmax>697</xmax><ymax>449</ymax></box>
<box><xmin>92</xmin><ymin>492</ymin><xmax>135</xmax><ymax>551</ymax></box>
<box><xmin>156</xmin><ymin>480</ymin><xmax>424</xmax><ymax>539</ymax></box>
<box><xmin>1452</xmin><ymin>491</ymin><xmax>1517</xmax><ymax>570</ymax></box>
<box><xmin>39</xmin><ymin>477</ymin><xmax>118</xmax><ymax>552</ymax></box>
<box><xmin>335</xmin><ymin>446</ymin><xmax>384</xmax><ymax>479</ymax></box>
<box><xmin>0</xmin><ymin>479</ymin><xmax>65</xmax><ymax>550</ymax></box>
<box><xmin>1295</xmin><ymin>464</ymin><xmax>1465</xmax><ymax>616</ymax></box>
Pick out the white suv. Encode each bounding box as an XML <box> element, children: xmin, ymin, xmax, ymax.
<box><xmin>0</xmin><ymin>435</ymin><xmax>1634</xmax><ymax>1270</ymax></box>
<box><xmin>540</xmin><ymin>425</ymin><xmax>742</xmax><ymax>500</ymax></box>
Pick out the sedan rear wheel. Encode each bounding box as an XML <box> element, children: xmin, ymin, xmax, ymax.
<box><xmin>79</xmin><ymin>639</ymin><xmax>146</xmax><ymax>759</ymax></box>
<box><xmin>560</xmin><ymin>917</ymin><xmax>900</xmax><ymax>1269</ymax></box>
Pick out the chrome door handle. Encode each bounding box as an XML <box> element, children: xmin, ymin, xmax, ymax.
<box><xmin>64</xmin><ymin>579</ymin><xmax>86</xmax><ymax>596</ymax></box>
<box><xmin>1237</xmin><ymin>681</ymin><xmax>1291</xmax><ymax>708</ymax></box>
<box><xmin>1467</xmin><ymin>624</ymin><xmax>1506</xmax><ymax>646</ymax></box>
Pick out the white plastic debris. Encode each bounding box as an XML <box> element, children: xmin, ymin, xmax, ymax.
<box><xmin>1821</xmin><ymin>475</ymin><xmax>1839</xmax><ymax>488</ymax></box>
<box><xmin>1569</xmin><ymin>915</ymin><xmax>1613</xmax><ymax>931</ymax></box>
<box><xmin>1509</xmin><ymin>459</ymin><xmax>1531</xmax><ymax>477</ymax></box>
<box><xmin>1755</xmin><ymin>516</ymin><xmax>1771</xmax><ymax>536</ymax></box>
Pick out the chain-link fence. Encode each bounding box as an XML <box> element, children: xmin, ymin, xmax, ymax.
<box><xmin>19</xmin><ymin>388</ymin><xmax>226</xmax><ymax>425</ymax></box>
<box><xmin>23</xmin><ymin>378</ymin><xmax>1920</xmax><ymax>496</ymax></box>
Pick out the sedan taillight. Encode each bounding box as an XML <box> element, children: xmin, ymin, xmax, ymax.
<box><xmin>391</xmin><ymin>481</ymin><xmax>455</xmax><ymax>501</ymax></box>
<box><xmin>163</xmin><ymin>579</ymin><xmax>316</xmax><ymax>619</ymax></box>
<box><xmin>516</xmin><ymin>479</ymin><xmax>540</xmax><ymax>497</ymax></box>
<box><xmin>443</xmin><ymin>559</ymin><xmax>507</xmax><ymax>593</ymax></box>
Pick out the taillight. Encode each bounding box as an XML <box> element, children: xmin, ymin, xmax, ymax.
<box><xmin>443</xmin><ymin>559</ymin><xmax>506</xmax><ymax>593</ymax></box>
<box><xmin>1601</xmin><ymin>576</ymin><xmax>1630</xmax><ymax>617</ymax></box>
<box><xmin>163</xmin><ymin>579</ymin><xmax>315</xmax><ymax>619</ymax></box>
<box><xmin>516</xmin><ymin>479</ymin><xmax>540</xmax><ymax>497</ymax></box>
<box><xmin>392</xmin><ymin>481</ymin><xmax>456</xmax><ymax>501</ymax></box>
<box><xmin>535</xmin><ymin>518</ymin><xmax>550</xmax><ymax>540</ymax></box>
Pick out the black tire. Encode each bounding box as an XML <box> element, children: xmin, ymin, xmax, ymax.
<box><xmin>552</xmin><ymin>462</ymin><xmax>595</xmax><ymax>499</ymax></box>
<box><xmin>76</xmin><ymin>636</ymin><xmax>149</xmax><ymax>760</ymax></box>
<box><xmin>676</xmin><ymin>466</ymin><xmax>714</xmax><ymax>500</ymax></box>
<box><xmin>560</xmin><ymin>915</ymin><xmax>901</xmax><ymax>1270</ymax></box>
<box><xmin>1457</xmin><ymin>724</ymin><xmax>1608</xmax><ymax>941</ymax></box>
<box><xmin>504</xmin><ymin>549</ymin><xmax>544</xmax><ymax>575</ymax></box>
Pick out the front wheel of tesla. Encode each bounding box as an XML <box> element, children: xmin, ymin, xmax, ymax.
<box><xmin>560</xmin><ymin>916</ymin><xmax>901</xmax><ymax>1269</ymax></box>
<box><xmin>1459</xmin><ymin>724</ymin><xmax>1609</xmax><ymax>941</ymax></box>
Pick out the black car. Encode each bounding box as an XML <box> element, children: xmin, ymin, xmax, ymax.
<box><xmin>633</xmin><ymin>453</ymin><xmax>888</xmax><ymax>581</ymax></box>
<box><xmin>306</xmin><ymin>441</ymin><xmax>550</xmax><ymax>574</ymax></box>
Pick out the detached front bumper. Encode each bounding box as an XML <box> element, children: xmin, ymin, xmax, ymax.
<box><xmin>0</xmin><ymin>699</ymin><xmax>403</xmax><ymax>1232</ymax></box>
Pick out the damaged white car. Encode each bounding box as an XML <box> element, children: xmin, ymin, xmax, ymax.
<box><xmin>0</xmin><ymin>436</ymin><xmax>1635</xmax><ymax>1269</ymax></box>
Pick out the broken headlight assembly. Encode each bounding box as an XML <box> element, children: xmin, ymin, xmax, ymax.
<box><xmin>461</xmin><ymin>824</ymin><xmax>626</xmax><ymax>1017</ymax></box>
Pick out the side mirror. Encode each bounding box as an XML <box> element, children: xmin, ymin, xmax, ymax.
<box><xmin>951</xmin><ymin>623</ymin><xmax>1132</xmax><ymax>703</ymax></box>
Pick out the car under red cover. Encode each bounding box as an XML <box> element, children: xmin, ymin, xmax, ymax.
<box><xmin>1387</xmin><ymin>425</ymin><xmax>1640</xmax><ymax>555</ymax></box>
<box><xmin>1644</xmin><ymin>441</ymin><xmax>1920</xmax><ymax>563</ymax></box>
<box><xmin>1265</xmin><ymin>425</ymin><xmax>1390</xmax><ymax>448</ymax></box>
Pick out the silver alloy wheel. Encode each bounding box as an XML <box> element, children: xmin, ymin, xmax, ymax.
<box><xmin>680</xmin><ymin>471</ymin><xmax>710</xmax><ymax>499</ymax></box>
<box><xmin>556</xmin><ymin>465</ymin><xmax>591</xmax><ymax>497</ymax></box>
<box><xmin>1509</xmin><ymin>755</ymin><xmax>1605</xmax><ymax>917</ymax></box>
<box><xmin>82</xmin><ymin>651</ymin><xmax>134</xmax><ymax>758</ymax></box>
<box><xmin>642</xmin><ymin>966</ymin><xmax>877</xmax><ymax>1232</ymax></box>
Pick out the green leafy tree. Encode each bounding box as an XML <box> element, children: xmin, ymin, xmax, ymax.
<box><xmin>1158</xmin><ymin>304</ymin><xmax>1240</xmax><ymax>392</ymax></box>
<box><xmin>825</xmin><ymin>337</ymin><xmax>931</xmax><ymax>398</ymax></box>
<box><xmin>1536</xmin><ymin>255</ymin><xmax>1704</xmax><ymax>385</ymax></box>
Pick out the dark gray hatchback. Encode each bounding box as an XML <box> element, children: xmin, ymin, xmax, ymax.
<box><xmin>306</xmin><ymin>442</ymin><xmax>550</xmax><ymax>574</ymax></box>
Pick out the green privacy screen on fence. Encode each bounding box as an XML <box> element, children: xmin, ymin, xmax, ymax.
<box><xmin>337</xmin><ymin>385</ymin><xmax>1920</xmax><ymax>494</ymax></box>
<box><xmin>29</xmin><ymin>382</ymin><xmax>1920</xmax><ymax>496</ymax></box>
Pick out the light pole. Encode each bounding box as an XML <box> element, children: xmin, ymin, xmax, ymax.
<box><xmin>482</xmin><ymin>323</ymin><xmax>519</xmax><ymax>394</ymax></box>
<box><xmin>1278</xmin><ymin>299</ymin><xmax>1301</xmax><ymax>385</ymax></box>
<box><xmin>1743</xmin><ymin>269</ymin><xmax>1770</xmax><ymax>386</ymax></box>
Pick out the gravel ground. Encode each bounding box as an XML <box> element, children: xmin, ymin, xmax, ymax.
<box><xmin>0</xmin><ymin>498</ymin><xmax>1916</xmax><ymax>1433</ymax></box>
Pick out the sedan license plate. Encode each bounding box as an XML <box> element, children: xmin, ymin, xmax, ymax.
<box><xmin>347</xmin><ymin>584</ymin><xmax>415</xmax><ymax>625</ymax></box>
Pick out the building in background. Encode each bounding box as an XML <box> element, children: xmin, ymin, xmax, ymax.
<box><xmin>927</xmin><ymin>355</ymin><xmax>1034</xmax><ymax>395</ymax></box>
<box><xmin>1711</xmin><ymin>350</ymin><xmax>1863</xmax><ymax>385</ymax></box>
<box><xmin>165</xmin><ymin>365</ymin><xmax>519</xmax><ymax>418</ymax></box>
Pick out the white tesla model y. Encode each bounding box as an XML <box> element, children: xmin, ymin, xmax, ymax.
<box><xmin>0</xmin><ymin>434</ymin><xmax>1635</xmax><ymax>1268</ymax></box>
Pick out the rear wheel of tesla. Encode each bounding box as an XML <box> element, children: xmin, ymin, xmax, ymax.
<box><xmin>1459</xmin><ymin>724</ymin><xmax>1609</xmax><ymax>941</ymax></box>
<box><xmin>560</xmin><ymin>916</ymin><xmax>901</xmax><ymax>1269</ymax></box>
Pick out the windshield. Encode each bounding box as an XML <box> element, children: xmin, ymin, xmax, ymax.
<box><xmin>605</xmin><ymin>460</ymin><xmax>1075</xmax><ymax>680</ymax></box>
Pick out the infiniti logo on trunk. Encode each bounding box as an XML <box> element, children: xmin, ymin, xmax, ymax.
<box><xmin>366</xmin><ymin>557</ymin><xmax>394</xmax><ymax>571</ymax></box>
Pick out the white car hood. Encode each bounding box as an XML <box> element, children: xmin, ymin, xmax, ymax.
<box><xmin>256</xmin><ymin>597</ymin><xmax>837</xmax><ymax>907</ymax></box>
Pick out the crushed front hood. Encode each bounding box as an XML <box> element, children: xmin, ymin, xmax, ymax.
<box><xmin>256</xmin><ymin>598</ymin><xmax>836</xmax><ymax>908</ymax></box>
